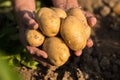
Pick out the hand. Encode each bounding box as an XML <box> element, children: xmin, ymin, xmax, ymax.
<box><xmin>17</xmin><ymin>10</ymin><xmax>96</xmax><ymax>67</ymax></box>
<box><xmin>17</xmin><ymin>10</ymin><xmax>53</xmax><ymax>67</ymax></box>
<box><xmin>74</xmin><ymin>10</ymin><xmax>97</xmax><ymax>56</ymax></box>
<box><xmin>52</xmin><ymin>0</ymin><xmax>97</xmax><ymax>56</ymax></box>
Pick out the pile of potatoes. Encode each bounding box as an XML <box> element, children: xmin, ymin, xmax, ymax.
<box><xmin>25</xmin><ymin>7</ymin><xmax>91</xmax><ymax>67</ymax></box>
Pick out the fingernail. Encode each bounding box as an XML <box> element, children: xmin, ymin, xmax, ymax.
<box><xmin>33</xmin><ymin>23</ymin><xmax>39</xmax><ymax>29</ymax></box>
<box><xmin>87</xmin><ymin>38</ymin><xmax>94</xmax><ymax>48</ymax></box>
<box><xmin>42</xmin><ymin>51</ymin><xmax>48</xmax><ymax>59</ymax></box>
<box><xmin>28</xmin><ymin>19</ymin><xmax>38</xmax><ymax>29</ymax></box>
<box><xmin>44</xmin><ymin>54</ymin><xmax>48</xmax><ymax>58</ymax></box>
<box><xmin>88</xmin><ymin>17</ymin><xmax>97</xmax><ymax>27</ymax></box>
<box><xmin>74</xmin><ymin>50</ymin><xmax>82</xmax><ymax>56</ymax></box>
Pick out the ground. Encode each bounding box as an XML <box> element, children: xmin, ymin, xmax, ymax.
<box><xmin>0</xmin><ymin>0</ymin><xmax>120</xmax><ymax>80</ymax></box>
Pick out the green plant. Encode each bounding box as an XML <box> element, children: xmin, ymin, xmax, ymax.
<box><xmin>0</xmin><ymin>0</ymin><xmax>39</xmax><ymax>69</ymax></box>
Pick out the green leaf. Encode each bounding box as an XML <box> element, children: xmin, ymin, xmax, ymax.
<box><xmin>0</xmin><ymin>60</ymin><xmax>22</xmax><ymax>80</ymax></box>
<box><xmin>21</xmin><ymin>60</ymin><xmax>39</xmax><ymax>69</ymax></box>
<box><xmin>0</xmin><ymin>0</ymin><xmax>11</xmax><ymax>7</ymax></box>
<box><xmin>8</xmin><ymin>56</ymin><xmax>21</xmax><ymax>67</ymax></box>
<box><xmin>15</xmin><ymin>54</ymin><xmax>21</xmax><ymax>62</ymax></box>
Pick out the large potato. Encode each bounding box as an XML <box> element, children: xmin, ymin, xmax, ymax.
<box><xmin>37</xmin><ymin>7</ymin><xmax>60</xmax><ymax>37</ymax></box>
<box><xmin>52</xmin><ymin>7</ymin><xmax>67</xmax><ymax>19</ymax></box>
<box><xmin>67</xmin><ymin>8</ymin><xmax>91</xmax><ymax>39</ymax></box>
<box><xmin>25</xmin><ymin>29</ymin><xmax>45</xmax><ymax>47</ymax></box>
<box><xmin>60</xmin><ymin>16</ymin><xmax>87</xmax><ymax>51</ymax></box>
<box><xmin>42</xmin><ymin>37</ymin><xmax>70</xmax><ymax>67</ymax></box>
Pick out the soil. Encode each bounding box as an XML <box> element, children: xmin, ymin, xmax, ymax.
<box><xmin>18</xmin><ymin>0</ymin><xmax>120</xmax><ymax>80</ymax></box>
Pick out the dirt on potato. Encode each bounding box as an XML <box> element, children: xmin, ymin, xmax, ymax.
<box><xmin>18</xmin><ymin>0</ymin><xmax>120</xmax><ymax>80</ymax></box>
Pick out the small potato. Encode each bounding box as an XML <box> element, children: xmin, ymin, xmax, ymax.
<box><xmin>42</xmin><ymin>37</ymin><xmax>70</xmax><ymax>67</ymax></box>
<box><xmin>67</xmin><ymin>8</ymin><xmax>91</xmax><ymax>39</ymax></box>
<box><xmin>52</xmin><ymin>7</ymin><xmax>67</xmax><ymax>19</ymax></box>
<box><xmin>60</xmin><ymin>16</ymin><xmax>87</xmax><ymax>51</ymax></box>
<box><xmin>26</xmin><ymin>29</ymin><xmax>45</xmax><ymax>47</ymax></box>
<box><xmin>113</xmin><ymin>2</ymin><xmax>120</xmax><ymax>15</ymax></box>
<box><xmin>37</xmin><ymin>7</ymin><xmax>60</xmax><ymax>37</ymax></box>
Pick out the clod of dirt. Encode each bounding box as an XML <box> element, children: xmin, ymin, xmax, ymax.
<box><xmin>103</xmin><ymin>0</ymin><xmax>119</xmax><ymax>7</ymax></box>
<box><xmin>100</xmin><ymin>6</ymin><xmax>111</xmax><ymax>16</ymax></box>
<box><xmin>100</xmin><ymin>57</ymin><xmax>110</xmax><ymax>70</ymax></box>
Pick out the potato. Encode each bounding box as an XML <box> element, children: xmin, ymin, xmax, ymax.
<box><xmin>67</xmin><ymin>8</ymin><xmax>87</xmax><ymax>25</ymax></box>
<box><xmin>60</xmin><ymin>16</ymin><xmax>87</xmax><ymax>51</ymax></box>
<box><xmin>25</xmin><ymin>29</ymin><xmax>45</xmax><ymax>47</ymax></box>
<box><xmin>67</xmin><ymin>8</ymin><xmax>91</xmax><ymax>39</ymax></box>
<box><xmin>52</xmin><ymin>7</ymin><xmax>67</xmax><ymax>19</ymax></box>
<box><xmin>113</xmin><ymin>2</ymin><xmax>120</xmax><ymax>15</ymax></box>
<box><xmin>37</xmin><ymin>7</ymin><xmax>60</xmax><ymax>37</ymax></box>
<box><xmin>42</xmin><ymin>37</ymin><xmax>70</xmax><ymax>67</ymax></box>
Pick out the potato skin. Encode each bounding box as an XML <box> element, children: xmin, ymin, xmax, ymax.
<box><xmin>52</xmin><ymin>7</ymin><xmax>67</xmax><ymax>19</ymax></box>
<box><xmin>42</xmin><ymin>37</ymin><xmax>70</xmax><ymax>67</ymax></box>
<box><xmin>26</xmin><ymin>29</ymin><xmax>45</xmax><ymax>47</ymax></box>
<box><xmin>60</xmin><ymin>16</ymin><xmax>87</xmax><ymax>51</ymax></box>
<box><xmin>67</xmin><ymin>8</ymin><xmax>87</xmax><ymax>25</ymax></box>
<box><xmin>67</xmin><ymin>8</ymin><xmax>91</xmax><ymax>39</ymax></box>
<box><xmin>37</xmin><ymin>7</ymin><xmax>60</xmax><ymax>37</ymax></box>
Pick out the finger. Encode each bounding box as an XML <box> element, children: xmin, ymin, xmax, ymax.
<box><xmin>86</xmin><ymin>38</ymin><xmax>94</xmax><ymax>48</ymax></box>
<box><xmin>83</xmin><ymin>11</ymin><xmax>97</xmax><ymax>27</ymax></box>
<box><xmin>26</xmin><ymin>46</ymin><xmax>48</xmax><ymax>58</ymax></box>
<box><xmin>19</xmin><ymin>25</ymin><xmax>47</xmax><ymax>58</ymax></box>
<box><xmin>87</xmin><ymin>15</ymin><xmax>97</xmax><ymax>27</ymax></box>
<box><xmin>19</xmin><ymin>25</ymin><xmax>50</xmax><ymax>67</ymax></box>
<box><xmin>33</xmin><ymin>56</ymin><xmax>52</xmax><ymax>68</ymax></box>
<box><xmin>23</xmin><ymin>12</ymin><xmax>39</xmax><ymax>29</ymax></box>
<box><xmin>39</xmin><ymin>60</ymin><xmax>52</xmax><ymax>67</ymax></box>
<box><xmin>74</xmin><ymin>50</ymin><xmax>82</xmax><ymax>56</ymax></box>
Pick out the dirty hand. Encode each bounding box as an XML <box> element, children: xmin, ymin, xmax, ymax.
<box><xmin>52</xmin><ymin>0</ymin><xmax>97</xmax><ymax>56</ymax></box>
<box><xmin>74</xmin><ymin>10</ymin><xmax>97</xmax><ymax>56</ymax></box>
<box><xmin>12</xmin><ymin>0</ymin><xmax>51</xmax><ymax>67</ymax></box>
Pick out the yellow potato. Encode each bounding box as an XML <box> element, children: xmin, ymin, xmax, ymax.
<box><xmin>60</xmin><ymin>16</ymin><xmax>87</xmax><ymax>51</ymax></box>
<box><xmin>37</xmin><ymin>7</ymin><xmax>60</xmax><ymax>37</ymax></box>
<box><xmin>67</xmin><ymin>7</ymin><xmax>91</xmax><ymax>39</ymax></box>
<box><xmin>42</xmin><ymin>37</ymin><xmax>70</xmax><ymax>67</ymax></box>
<box><xmin>113</xmin><ymin>2</ymin><xmax>120</xmax><ymax>15</ymax></box>
<box><xmin>52</xmin><ymin>7</ymin><xmax>67</xmax><ymax>19</ymax></box>
<box><xmin>26</xmin><ymin>29</ymin><xmax>45</xmax><ymax>47</ymax></box>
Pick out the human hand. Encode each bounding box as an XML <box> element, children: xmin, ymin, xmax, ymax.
<box><xmin>52</xmin><ymin>0</ymin><xmax>97</xmax><ymax>56</ymax></box>
<box><xmin>17</xmin><ymin>10</ymin><xmax>96</xmax><ymax>67</ymax></box>
<box><xmin>13</xmin><ymin>6</ymin><xmax>52</xmax><ymax>67</ymax></box>
<box><xmin>74</xmin><ymin>10</ymin><xmax>97</xmax><ymax>56</ymax></box>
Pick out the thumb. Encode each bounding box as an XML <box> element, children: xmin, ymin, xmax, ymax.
<box><xmin>26</xmin><ymin>18</ymin><xmax>39</xmax><ymax>29</ymax></box>
<box><xmin>83</xmin><ymin>11</ymin><xmax>97</xmax><ymax>27</ymax></box>
<box><xmin>26</xmin><ymin>46</ymin><xmax>48</xmax><ymax>59</ymax></box>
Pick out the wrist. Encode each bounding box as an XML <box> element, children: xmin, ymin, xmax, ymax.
<box><xmin>65</xmin><ymin>0</ymin><xmax>79</xmax><ymax>10</ymax></box>
<box><xmin>12</xmin><ymin>0</ymin><xmax>36</xmax><ymax>12</ymax></box>
<box><xmin>52</xmin><ymin>0</ymin><xmax>79</xmax><ymax>11</ymax></box>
